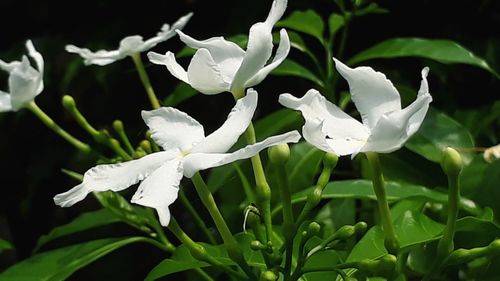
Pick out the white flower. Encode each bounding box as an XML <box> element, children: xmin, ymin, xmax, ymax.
<box><xmin>65</xmin><ymin>13</ymin><xmax>193</xmax><ymax>66</ymax></box>
<box><xmin>279</xmin><ymin>58</ymin><xmax>432</xmax><ymax>157</ymax></box>
<box><xmin>0</xmin><ymin>40</ymin><xmax>44</xmax><ymax>112</ymax></box>
<box><xmin>147</xmin><ymin>0</ymin><xmax>290</xmax><ymax>95</ymax></box>
<box><xmin>54</xmin><ymin>89</ymin><xmax>301</xmax><ymax>226</ymax></box>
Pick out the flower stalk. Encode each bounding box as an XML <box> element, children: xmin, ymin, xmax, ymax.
<box><xmin>131</xmin><ymin>53</ymin><xmax>161</xmax><ymax>109</ymax></box>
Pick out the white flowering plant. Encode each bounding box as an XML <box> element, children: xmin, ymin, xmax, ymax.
<box><xmin>1</xmin><ymin>0</ymin><xmax>499</xmax><ymax>280</ymax></box>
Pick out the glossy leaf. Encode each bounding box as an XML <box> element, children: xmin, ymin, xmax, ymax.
<box><xmin>0</xmin><ymin>237</ymin><xmax>154</xmax><ymax>281</ymax></box>
<box><xmin>287</xmin><ymin>142</ymin><xmax>324</xmax><ymax>193</ymax></box>
<box><xmin>164</xmin><ymin>82</ymin><xmax>198</xmax><ymax>106</ymax></box>
<box><xmin>272</xmin><ymin>59</ymin><xmax>324</xmax><ymax>87</ymax></box>
<box><xmin>276</xmin><ymin>10</ymin><xmax>325</xmax><ymax>43</ymax></box>
<box><xmin>328</xmin><ymin>13</ymin><xmax>345</xmax><ymax>37</ymax></box>
<box><xmin>348</xmin><ymin>38</ymin><xmax>499</xmax><ymax>78</ymax></box>
<box><xmin>34</xmin><ymin>208</ymin><xmax>121</xmax><ymax>252</ymax></box>
<box><xmin>406</xmin><ymin>108</ymin><xmax>474</xmax><ymax>163</ymax></box>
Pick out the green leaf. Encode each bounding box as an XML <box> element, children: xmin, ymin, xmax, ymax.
<box><xmin>163</xmin><ymin>83</ymin><xmax>198</xmax><ymax>106</ymax></box>
<box><xmin>0</xmin><ymin>239</ymin><xmax>13</xmax><ymax>253</ymax></box>
<box><xmin>145</xmin><ymin>233</ymin><xmax>265</xmax><ymax>280</ymax></box>
<box><xmin>273</xmin><ymin>180</ymin><xmax>481</xmax><ymax>217</ymax></box>
<box><xmin>276</xmin><ymin>10</ymin><xmax>325</xmax><ymax>44</ymax></box>
<box><xmin>328</xmin><ymin>13</ymin><xmax>345</xmax><ymax>37</ymax></box>
<box><xmin>406</xmin><ymin>108</ymin><xmax>475</xmax><ymax>163</ymax></box>
<box><xmin>274</xmin><ymin>31</ymin><xmax>310</xmax><ymax>54</ymax></box>
<box><xmin>34</xmin><ymin>209</ymin><xmax>121</xmax><ymax>252</ymax></box>
<box><xmin>347</xmin><ymin>210</ymin><xmax>444</xmax><ymax>262</ymax></box>
<box><xmin>272</xmin><ymin>59</ymin><xmax>324</xmax><ymax>87</ymax></box>
<box><xmin>348</xmin><ymin>38</ymin><xmax>499</xmax><ymax>78</ymax></box>
<box><xmin>287</xmin><ymin>142</ymin><xmax>325</xmax><ymax>193</ymax></box>
<box><xmin>0</xmin><ymin>237</ymin><xmax>154</xmax><ymax>281</ymax></box>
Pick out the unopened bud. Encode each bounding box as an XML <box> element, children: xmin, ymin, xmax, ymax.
<box><xmin>113</xmin><ymin>120</ymin><xmax>124</xmax><ymax>132</ymax></box>
<box><xmin>268</xmin><ymin>143</ymin><xmax>290</xmax><ymax>165</ymax></box>
<box><xmin>62</xmin><ymin>95</ymin><xmax>76</xmax><ymax>110</ymax></box>
<box><xmin>441</xmin><ymin>147</ymin><xmax>463</xmax><ymax>177</ymax></box>
<box><xmin>260</xmin><ymin>270</ymin><xmax>277</xmax><ymax>281</ymax></box>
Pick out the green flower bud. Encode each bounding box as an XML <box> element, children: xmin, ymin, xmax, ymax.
<box><xmin>62</xmin><ymin>95</ymin><xmax>76</xmax><ymax>110</ymax></box>
<box><xmin>323</xmin><ymin>152</ymin><xmax>339</xmax><ymax>168</ymax></box>
<box><xmin>444</xmin><ymin>248</ymin><xmax>470</xmax><ymax>265</ymax></box>
<box><xmin>441</xmin><ymin>147</ymin><xmax>463</xmax><ymax>177</ymax></box>
<box><xmin>113</xmin><ymin>120</ymin><xmax>124</xmax><ymax>132</ymax></box>
<box><xmin>259</xmin><ymin>270</ymin><xmax>278</xmax><ymax>281</ymax></box>
<box><xmin>250</xmin><ymin>240</ymin><xmax>266</xmax><ymax>251</ymax></box>
<box><xmin>190</xmin><ymin>243</ymin><xmax>209</xmax><ymax>261</ymax></box>
<box><xmin>487</xmin><ymin>239</ymin><xmax>500</xmax><ymax>255</ymax></box>
<box><xmin>268</xmin><ymin>143</ymin><xmax>290</xmax><ymax>165</ymax></box>
<box><xmin>307</xmin><ymin>222</ymin><xmax>321</xmax><ymax>236</ymax></box>
<box><xmin>140</xmin><ymin>140</ymin><xmax>152</xmax><ymax>154</ymax></box>
<box><xmin>354</xmin><ymin>221</ymin><xmax>368</xmax><ymax>234</ymax></box>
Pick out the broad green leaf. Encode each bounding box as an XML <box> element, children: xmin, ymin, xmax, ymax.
<box><xmin>254</xmin><ymin>108</ymin><xmax>302</xmax><ymax>140</ymax></box>
<box><xmin>0</xmin><ymin>237</ymin><xmax>154</xmax><ymax>281</ymax></box>
<box><xmin>272</xmin><ymin>59</ymin><xmax>324</xmax><ymax>87</ymax></box>
<box><xmin>273</xmin><ymin>180</ymin><xmax>481</xmax><ymax>217</ymax></box>
<box><xmin>274</xmin><ymin>31</ymin><xmax>310</xmax><ymax>54</ymax></box>
<box><xmin>145</xmin><ymin>233</ymin><xmax>265</xmax><ymax>280</ymax></box>
<box><xmin>163</xmin><ymin>83</ymin><xmax>198</xmax><ymax>106</ymax></box>
<box><xmin>34</xmin><ymin>209</ymin><xmax>121</xmax><ymax>252</ymax></box>
<box><xmin>287</xmin><ymin>142</ymin><xmax>324</xmax><ymax>193</ymax></box>
<box><xmin>456</xmin><ymin>216</ymin><xmax>500</xmax><ymax>237</ymax></box>
<box><xmin>348</xmin><ymin>38</ymin><xmax>499</xmax><ymax>78</ymax></box>
<box><xmin>406</xmin><ymin>108</ymin><xmax>474</xmax><ymax>163</ymax></box>
<box><xmin>276</xmin><ymin>10</ymin><xmax>325</xmax><ymax>44</ymax></box>
<box><xmin>347</xmin><ymin>210</ymin><xmax>444</xmax><ymax>262</ymax></box>
<box><xmin>0</xmin><ymin>239</ymin><xmax>13</xmax><ymax>253</ymax></box>
<box><xmin>328</xmin><ymin>13</ymin><xmax>345</xmax><ymax>37</ymax></box>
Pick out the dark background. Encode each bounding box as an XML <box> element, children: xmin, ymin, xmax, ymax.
<box><xmin>0</xmin><ymin>0</ymin><xmax>498</xmax><ymax>279</ymax></box>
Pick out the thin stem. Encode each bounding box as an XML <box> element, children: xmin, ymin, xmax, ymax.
<box><xmin>131</xmin><ymin>53</ymin><xmax>161</xmax><ymax>109</ymax></box>
<box><xmin>144</xmin><ymin>208</ymin><xmax>176</xmax><ymax>252</ymax></box>
<box><xmin>365</xmin><ymin>152</ymin><xmax>399</xmax><ymax>254</ymax></box>
<box><xmin>113</xmin><ymin>120</ymin><xmax>135</xmax><ymax>155</ymax></box>
<box><xmin>27</xmin><ymin>102</ymin><xmax>92</xmax><ymax>154</ymax></box>
<box><xmin>275</xmin><ymin>163</ymin><xmax>294</xmax><ymax>280</ymax></box>
<box><xmin>191</xmin><ymin>173</ymin><xmax>256</xmax><ymax>279</ymax></box>
<box><xmin>179</xmin><ymin>190</ymin><xmax>218</xmax><ymax>244</ymax></box>
<box><xmin>437</xmin><ymin>175</ymin><xmax>459</xmax><ymax>258</ymax></box>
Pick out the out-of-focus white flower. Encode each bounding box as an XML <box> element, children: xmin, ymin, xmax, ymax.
<box><xmin>148</xmin><ymin>0</ymin><xmax>290</xmax><ymax>96</ymax></box>
<box><xmin>0</xmin><ymin>40</ymin><xmax>44</xmax><ymax>112</ymax></box>
<box><xmin>54</xmin><ymin>89</ymin><xmax>300</xmax><ymax>226</ymax></box>
<box><xmin>279</xmin><ymin>58</ymin><xmax>432</xmax><ymax>157</ymax></box>
<box><xmin>65</xmin><ymin>13</ymin><xmax>193</xmax><ymax>66</ymax></box>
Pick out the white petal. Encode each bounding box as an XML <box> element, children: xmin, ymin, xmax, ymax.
<box><xmin>118</xmin><ymin>35</ymin><xmax>146</xmax><ymax>55</ymax></box>
<box><xmin>66</xmin><ymin>45</ymin><xmax>122</xmax><ymax>66</ymax></box>
<box><xmin>9</xmin><ymin>56</ymin><xmax>41</xmax><ymax>110</ymax></box>
<box><xmin>0</xmin><ymin>59</ymin><xmax>21</xmax><ymax>72</ymax></box>
<box><xmin>192</xmin><ymin>89</ymin><xmax>257</xmax><ymax>153</ymax></box>
<box><xmin>333</xmin><ymin>58</ymin><xmax>401</xmax><ymax>129</ymax></box>
<box><xmin>265</xmin><ymin>0</ymin><xmax>288</xmax><ymax>26</ymax></box>
<box><xmin>360</xmin><ymin>93</ymin><xmax>432</xmax><ymax>153</ymax></box>
<box><xmin>279</xmin><ymin>89</ymin><xmax>369</xmax><ymax>141</ymax></box>
<box><xmin>230</xmin><ymin>22</ymin><xmax>273</xmax><ymax>92</ymax></box>
<box><xmin>182</xmin><ymin>131</ymin><xmax>301</xmax><ymax>178</ymax></box>
<box><xmin>301</xmin><ymin>119</ymin><xmax>335</xmax><ymax>153</ymax></box>
<box><xmin>25</xmin><ymin>40</ymin><xmax>44</xmax><ymax>94</ymax></box>
<box><xmin>131</xmin><ymin>159</ymin><xmax>183</xmax><ymax>226</ymax></box>
<box><xmin>0</xmin><ymin>90</ymin><xmax>12</xmax><ymax>112</ymax></box>
<box><xmin>245</xmin><ymin>29</ymin><xmax>290</xmax><ymax>88</ymax></box>
<box><xmin>142</xmin><ymin>13</ymin><xmax>193</xmax><ymax>50</ymax></box>
<box><xmin>177</xmin><ymin>31</ymin><xmax>245</xmax><ymax>83</ymax></box>
<box><xmin>147</xmin><ymin>51</ymin><xmax>189</xmax><ymax>84</ymax></box>
<box><xmin>187</xmin><ymin>48</ymin><xmax>230</xmax><ymax>94</ymax></box>
<box><xmin>53</xmin><ymin>151</ymin><xmax>176</xmax><ymax>207</ymax></box>
<box><xmin>142</xmin><ymin>107</ymin><xmax>205</xmax><ymax>151</ymax></box>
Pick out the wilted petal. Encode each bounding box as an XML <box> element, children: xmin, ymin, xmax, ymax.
<box><xmin>360</xmin><ymin>92</ymin><xmax>432</xmax><ymax>153</ymax></box>
<box><xmin>333</xmin><ymin>58</ymin><xmax>401</xmax><ymax>129</ymax></box>
<box><xmin>192</xmin><ymin>89</ymin><xmax>257</xmax><ymax>153</ymax></box>
<box><xmin>187</xmin><ymin>48</ymin><xmax>230</xmax><ymax>94</ymax></box>
<box><xmin>0</xmin><ymin>91</ymin><xmax>12</xmax><ymax>112</ymax></box>
<box><xmin>143</xmin><ymin>13</ymin><xmax>194</xmax><ymax>50</ymax></box>
<box><xmin>9</xmin><ymin>56</ymin><xmax>41</xmax><ymax>110</ymax></box>
<box><xmin>53</xmin><ymin>151</ymin><xmax>176</xmax><ymax>207</ymax></box>
<box><xmin>245</xmin><ymin>29</ymin><xmax>290</xmax><ymax>88</ymax></box>
<box><xmin>148</xmin><ymin>51</ymin><xmax>189</xmax><ymax>84</ymax></box>
<box><xmin>131</xmin><ymin>159</ymin><xmax>183</xmax><ymax>226</ymax></box>
<box><xmin>142</xmin><ymin>107</ymin><xmax>205</xmax><ymax>151</ymax></box>
<box><xmin>182</xmin><ymin>131</ymin><xmax>301</xmax><ymax>178</ymax></box>
<box><xmin>66</xmin><ymin>45</ymin><xmax>122</xmax><ymax>66</ymax></box>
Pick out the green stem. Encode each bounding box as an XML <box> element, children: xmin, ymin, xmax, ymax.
<box><xmin>365</xmin><ymin>152</ymin><xmax>399</xmax><ymax>254</ymax></box>
<box><xmin>113</xmin><ymin>120</ymin><xmax>135</xmax><ymax>155</ymax></box>
<box><xmin>27</xmin><ymin>102</ymin><xmax>92</xmax><ymax>154</ymax></box>
<box><xmin>131</xmin><ymin>53</ymin><xmax>160</xmax><ymax>109</ymax></box>
<box><xmin>191</xmin><ymin>173</ymin><xmax>256</xmax><ymax>279</ymax></box>
<box><xmin>168</xmin><ymin>217</ymin><xmax>247</xmax><ymax>280</ymax></box>
<box><xmin>179</xmin><ymin>190</ymin><xmax>218</xmax><ymax>244</ymax></box>
<box><xmin>275</xmin><ymin>163</ymin><xmax>294</xmax><ymax>280</ymax></box>
<box><xmin>144</xmin><ymin>208</ymin><xmax>176</xmax><ymax>252</ymax></box>
<box><xmin>437</xmin><ymin>175</ymin><xmax>459</xmax><ymax>259</ymax></box>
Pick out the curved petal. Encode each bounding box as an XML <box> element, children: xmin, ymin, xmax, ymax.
<box><xmin>25</xmin><ymin>40</ymin><xmax>44</xmax><ymax>94</ymax></box>
<box><xmin>9</xmin><ymin>56</ymin><xmax>41</xmax><ymax>110</ymax></box>
<box><xmin>192</xmin><ymin>89</ymin><xmax>257</xmax><ymax>153</ymax></box>
<box><xmin>147</xmin><ymin>51</ymin><xmax>189</xmax><ymax>84</ymax></box>
<box><xmin>230</xmin><ymin>22</ymin><xmax>273</xmax><ymax>92</ymax></box>
<box><xmin>301</xmin><ymin>119</ymin><xmax>335</xmax><ymax>153</ymax></box>
<box><xmin>187</xmin><ymin>48</ymin><xmax>230</xmax><ymax>94</ymax></box>
<box><xmin>333</xmin><ymin>58</ymin><xmax>401</xmax><ymax>129</ymax></box>
<box><xmin>142</xmin><ymin>12</ymin><xmax>193</xmax><ymax>50</ymax></box>
<box><xmin>118</xmin><ymin>35</ymin><xmax>146</xmax><ymax>56</ymax></box>
<box><xmin>142</xmin><ymin>107</ymin><xmax>205</xmax><ymax>151</ymax></box>
<box><xmin>360</xmin><ymin>92</ymin><xmax>432</xmax><ymax>154</ymax></box>
<box><xmin>245</xmin><ymin>29</ymin><xmax>290</xmax><ymax>88</ymax></box>
<box><xmin>177</xmin><ymin>31</ymin><xmax>244</xmax><ymax>83</ymax></box>
<box><xmin>183</xmin><ymin>131</ymin><xmax>301</xmax><ymax>178</ymax></box>
<box><xmin>131</xmin><ymin>158</ymin><xmax>183</xmax><ymax>226</ymax></box>
<box><xmin>66</xmin><ymin>45</ymin><xmax>122</xmax><ymax>66</ymax></box>
<box><xmin>0</xmin><ymin>59</ymin><xmax>21</xmax><ymax>72</ymax></box>
<box><xmin>265</xmin><ymin>0</ymin><xmax>288</xmax><ymax>26</ymax></box>
<box><xmin>53</xmin><ymin>151</ymin><xmax>176</xmax><ymax>207</ymax></box>
<box><xmin>0</xmin><ymin>90</ymin><xmax>12</xmax><ymax>112</ymax></box>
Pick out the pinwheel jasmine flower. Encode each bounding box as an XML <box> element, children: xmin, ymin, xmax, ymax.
<box><xmin>148</xmin><ymin>0</ymin><xmax>290</xmax><ymax>96</ymax></box>
<box><xmin>279</xmin><ymin>58</ymin><xmax>432</xmax><ymax>156</ymax></box>
<box><xmin>0</xmin><ymin>40</ymin><xmax>44</xmax><ymax>112</ymax></box>
<box><xmin>54</xmin><ymin>89</ymin><xmax>300</xmax><ymax>226</ymax></box>
<box><xmin>65</xmin><ymin>13</ymin><xmax>193</xmax><ymax>66</ymax></box>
